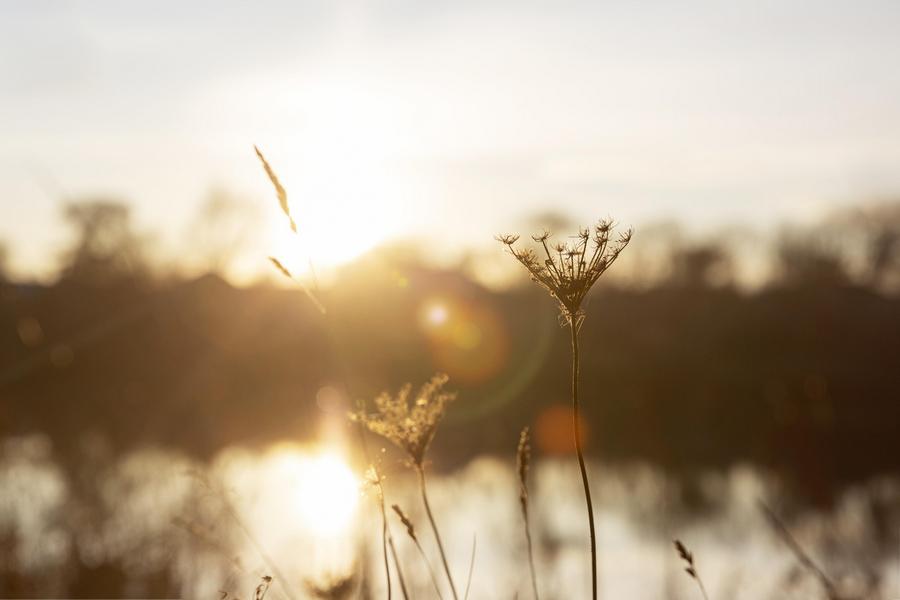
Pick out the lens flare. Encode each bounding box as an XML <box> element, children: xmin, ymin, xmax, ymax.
<box><xmin>418</xmin><ymin>294</ymin><xmax>509</xmax><ymax>384</ymax></box>
<box><xmin>535</xmin><ymin>405</ymin><xmax>590</xmax><ymax>455</ymax></box>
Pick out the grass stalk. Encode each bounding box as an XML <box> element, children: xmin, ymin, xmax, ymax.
<box><xmin>516</xmin><ymin>427</ymin><xmax>540</xmax><ymax>600</ymax></box>
<box><xmin>523</xmin><ymin>518</ymin><xmax>539</xmax><ymax>600</ymax></box>
<box><xmin>463</xmin><ymin>535</ymin><xmax>476</xmax><ymax>600</ymax></box>
<box><xmin>392</xmin><ymin>504</ymin><xmax>445</xmax><ymax>600</ymax></box>
<box><xmin>379</xmin><ymin>498</ymin><xmax>393</xmax><ymax>600</ymax></box>
<box><xmin>417</xmin><ymin>464</ymin><xmax>459</xmax><ymax>600</ymax></box>
<box><xmin>758</xmin><ymin>500</ymin><xmax>840</xmax><ymax>600</ymax></box>
<box><xmin>387</xmin><ymin>535</ymin><xmax>410</xmax><ymax>600</ymax></box>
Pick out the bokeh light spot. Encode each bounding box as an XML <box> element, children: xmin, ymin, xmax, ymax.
<box><xmin>418</xmin><ymin>294</ymin><xmax>510</xmax><ymax>384</ymax></box>
<box><xmin>535</xmin><ymin>404</ymin><xmax>589</xmax><ymax>455</ymax></box>
<box><xmin>424</xmin><ymin>301</ymin><xmax>449</xmax><ymax>326</ymax></box>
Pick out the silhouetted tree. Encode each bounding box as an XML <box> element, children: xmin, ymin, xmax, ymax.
<box><xmin>189</xmin><ymin>187</ymin><xmax>260</xmax><ymax>274</ymax></box>
<box><xmin>57</xmin><ymin>200</ymin><xmax>148</xmax><ymax>285</ymax></box>
<box><xmin>667</xmin><ymin>243</ymin><xmax>732</xmax><ymax>288</ymax></box>
<box><xmin>839</xmin><ymin>202</ymin><xmax>900</xmax><ymax>291</ymax></box>
<box><xmin>775</xmin><ymin>233</ymin><xmax>848</xmax><ymax>287</ymax></box>
<box><xmin>0</xmin><ymin>242</ymin><xmax>9</xmax><ymax>283</ymax></box>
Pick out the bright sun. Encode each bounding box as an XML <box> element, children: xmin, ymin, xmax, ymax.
<box><xmin>262</xmin><ymin>78</ymin><xmax>417</xmax><ymax>277</ymax></box>
<box><xmin>273</xmin><ymin>450</ymin><xmax>360</xmax><ymax>536</ymax></box>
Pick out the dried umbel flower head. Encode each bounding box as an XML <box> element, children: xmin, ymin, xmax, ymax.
<box><xmin>350</xmin><ymin>374</ymin><xmax>456</xmax><ymax>468</ymax></box>
<box><xmin>497</xmin><ymin>219</ymin><xmax>632</xmax><ymax>327</ymax></box>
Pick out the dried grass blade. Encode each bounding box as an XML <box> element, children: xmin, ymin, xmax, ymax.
<box><xmin>254</xmin><ymin>145</ymin><xmax>297</xmax><ymax>233</ymax></box>
<box><xmin>268</xmin><ymin>257</ymin><xmax>326</xmax><ymax>314</ymax></box>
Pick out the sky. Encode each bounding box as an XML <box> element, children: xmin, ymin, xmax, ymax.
<box><xmin>2</xmin><ymin>0</ymin><xmax>900</xmax><ymax>281</ymax></box>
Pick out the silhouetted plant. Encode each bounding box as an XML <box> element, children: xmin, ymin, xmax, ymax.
<box><xmin>516</xmin><ymin>426</ymin><xmax>539</xmax><ymax>600</ymax></box>
<box><xmin>254</xmin><ymin>146</ymin><xmax>325</xmax><ymax>313</ymax></box>
<box><xmin>463</xmin><ymin>535</ymin><xmax>476</xmax><ymax>600</ymax></box>
<box><xmin>498</xmin><ymin>220</ymin><xmax>631</xmax><ymax>600</ymax></box>
<box><xmin>392</xmin><ymin>504</ymin><xmax>445</xmax><ymax>599</ymax></box>
<box><xmin>352</xmin><ymin>374</ymin><xmax>459</xmax><ymax>599</ymax></box>
<box><xmin>758</xmin><ymin>501</ymin><xmax>842</xmax><ymax>600</ymax></box>
<box><xmin>673</xmin><ymin>540</ymin><xmax>710</xmax><ymax>600</ymax></box>
<box><xmin>363</xmin><ymin>464</ymin><xmax>409</xmax><ymax>600</ymax></box>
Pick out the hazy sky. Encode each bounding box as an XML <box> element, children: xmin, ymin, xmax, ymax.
<box><xmin>3</xmin><ymin>0</ymin><xmax>900</xmax><ymax>280</ymax></box>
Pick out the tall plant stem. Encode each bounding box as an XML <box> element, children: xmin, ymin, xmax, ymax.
<box><xmin>408</xmin><ymin>526</ymin><xmax>445</xmax><ymax>600</ymax></box>
<box><xmin>387</xmin><ymin>535</ymin><xmax>410</xmax><ymax>600</ymax></box>
<box><xmin>523</xmin><ymin>507</ymin><xmax>540</xmax><ymax>600</ymax></box>
<box><xmin>570</xmin><ymin>320</ymin><xmax>597</xmax><ymax>600</ymax></box>
<box><xmin>378</xmin><ymin>499</ymin><xmax>394</xmax><ymax>600</ymax></box>
<box><xmin>417</xmin><ymin>465</ymin><xmax>459</xmax><ymax>600</ymax></box>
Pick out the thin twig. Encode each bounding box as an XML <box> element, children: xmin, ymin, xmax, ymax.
<box><xmin>417</xmin><ymin>465</ymin><xmax>459</xmax><ymax>600</ymax></box>
<box><xmin>758</xmin><ymin>500</ymin><xmax>841</xmax><ymax>600</ymax></box>
<box><xmin>268</xmin><ymin>256</ymin><xmax>326</xmax><ymax>314</ymax></box>
<box><xmin>191</xmin><ymin>472</ymin><xmax>298</xmax><ymax>600</ymax></box>
<box><xmin>463</xmin><ymin>535</ymin><xmax>477</xmax><ymax>600</ymax></box>
<box><xmin>392</xmin><ymin>504</ymin><xmax>445</xmax><ymax>600</ymax></box>
<box><xmin>387</xmin><ymin>535</ymin><xmax>410</xmax><ymax>600</ymax></box>
<box><xmin>379</xmin><ymin>497</ymin><xmax>393</xmax><ymax>600</ymax></box>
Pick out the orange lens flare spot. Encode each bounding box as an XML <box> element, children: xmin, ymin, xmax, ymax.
<box><xmin>418</xmin><ymin>295</ymin><xmax>510</xmax><ymax>384</ymax></box>
<box><xmin>535</xmin><ymin>404</ymin><xmax>590</xmax><ymax>455</ymax></box>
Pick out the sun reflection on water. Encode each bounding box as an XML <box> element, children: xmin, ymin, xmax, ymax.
<box><xmin>270</xmin><ymin>448</ymin><xmax>360</xmax><ymax>536</ymax></box>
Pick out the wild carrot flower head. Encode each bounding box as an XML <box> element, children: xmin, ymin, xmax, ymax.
<box><xmin>497</xmin><ymin>219</ymin><xmax>632</xmax><ymax>327</ymax></box>
<box><xmin>350</xmin><ymin>374</ymin><xmax>456</xmax><ymax>468</ymax></box>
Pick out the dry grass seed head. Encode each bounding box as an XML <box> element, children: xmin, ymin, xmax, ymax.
<box><xmin>674</xmin><ymin>539</ymin><xmax>697</xmax><ymax>578</ymax></box>
<box><xmin>254</xmin><ymin>146</ymin><xmax>296</xmax><ymax>233</ymax></box>
<box><xmin>350</xmin><ymin>373</ymin><xmax>456</xmax><ymax>468</ymax></box>
<box><xmin>392</xmin><ymin>504</ymin><xmax>418</xmax><ymax>542</ymax></box>
<box><xmin>673</xmin><ymin>540</ymin><xmax>710</xmax><ymax>600</ymax></box>
<box><xmin>516</xmin><ymin>426</ymin><xmax>531</xmax><ymax>510</ymax></box>
<box><xmin>497</xmin><ymin>219</ymin><xmax>632</xmax><ymax>326</ymax></box>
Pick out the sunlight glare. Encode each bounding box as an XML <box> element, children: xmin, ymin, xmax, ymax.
<box><xmin>274</xmin><ymin>450</ymin><xmax>359</xmax><ymax>536</ymax></box>
<box><xmin>423</xmin><ymin>300</ymin><xmax>449</xmax><ymax>327</ymax></box>
<box><xmin>261</xmin><ymin>76</ymin><xmax>417</xmax><ymax>278</ymax></box>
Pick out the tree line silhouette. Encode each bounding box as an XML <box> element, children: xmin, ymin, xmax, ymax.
<box><xmin>2</xmin><ymin>197</ymin><xmax>900</xmax><ymax>503</ymax></box>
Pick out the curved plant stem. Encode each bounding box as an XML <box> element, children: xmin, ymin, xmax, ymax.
<box><xmin>417</xmin><ymin>465</ymin><xmax>459</xmax><ymax>600</ymax></box>
<box><xmin>570</xmin><ymin>320</ymin><xmax>597</xmax><ymax>600</ymax></box>
<box><xmin>387</xmin><ymin>535</ymin><xmax>410</xmax><ymax>600</ymax></box>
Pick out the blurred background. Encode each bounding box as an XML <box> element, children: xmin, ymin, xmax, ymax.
<box><xmin>2</xmin><ymin>1</ymin><xmax>900</xmax><ymax>598</ymax></box>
